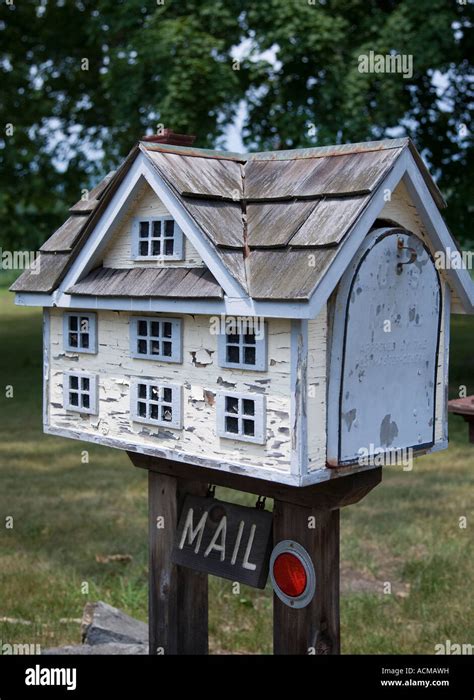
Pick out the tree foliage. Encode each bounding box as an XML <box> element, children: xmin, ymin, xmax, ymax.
<box><xmin>0</xmin><ymin>0</ymin><xmax>472</xmax><ymax>250</ymax></box>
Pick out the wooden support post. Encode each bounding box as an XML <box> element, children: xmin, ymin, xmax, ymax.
<box><xmin>273</xmin><ymin>501</ymin><xmax>340</xmax><ymax>655</ymax></box>
<box><xmin>131</xmin><ymin>454</ymin><xmax>380</xmax><ymax>657</ymax></box>
<box><xmin>148</xmin><ymin>471</ymin><xmax>208</xmax><ymax>655</ymax></box>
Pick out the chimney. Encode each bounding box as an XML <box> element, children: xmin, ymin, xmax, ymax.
<box><xmin>142</xmin><ymin>128</ymin><xmax>196</xmax><ymax>147</ymax></box>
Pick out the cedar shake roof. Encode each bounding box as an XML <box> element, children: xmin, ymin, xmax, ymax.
<box><xmin>10</xmin><ymin>138</ymin><xmax>446</xmax><ymax>300</ymax></box>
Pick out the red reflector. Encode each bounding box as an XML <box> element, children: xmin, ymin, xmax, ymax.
<box><xmin>273</xmin><ymin>552</ymin><xmax>307</xmax><ymax>597</ymax></box>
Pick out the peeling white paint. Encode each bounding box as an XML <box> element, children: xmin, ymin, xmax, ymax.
<box><xmin>47</xmin><ymin>310</ymin><xmax>292</xmax><ymax>474</ymax></box>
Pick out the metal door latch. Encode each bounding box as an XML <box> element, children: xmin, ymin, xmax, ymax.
<box><xmin>397</xmin><ymin>236</ymin><xmax>417</xmax><ymax>274</ymax></box>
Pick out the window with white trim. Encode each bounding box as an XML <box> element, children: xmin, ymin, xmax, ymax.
<box><xmin>132</xmin><ymin>217</ymin><xmax>184</xmax><ymax>260</ymax></box>
<box><xmin>216</xmin><ymin>392</ymin><xmax>266</xmax><ymax>444</ymax></box>
<box><xmin>63</xmin><ymin>313</ymin><xmax>97</xmax><ymax>353</ymax></box>
<box><xmin>131</xmin><ymin>381</ymin><xmax>182</xmax><ymax>429</ymax></box>
<box><xmin>130</xmin><ymin>317</ymin><xmax>182</xmax><ymax>362</ymax></box>
<box><xmin>63</xmin><ymin>372</ymin><xmax>98</xmax><ymax>415</ymax></box>
<box><xmin>217</xmin><ymin>320</ymin><xmax>266</xmax><ymax>371</ymax></box>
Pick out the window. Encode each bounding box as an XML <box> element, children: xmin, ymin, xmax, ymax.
<box><xmin>216</xmin><ymin>392</ymin><xmax>266</xmax><ymax>444</ymax></box>
<box><xmin>131</xmin><ymin>381</ymin><xmax>182</xmax><ymax>429</ymax></box>
<box><xmin>132</xmin><ymin>217</ymin><xmax>184</xmax><ymax>260</ymax></box>
<box><xmin>130</xmin><ymin>317</ymin><xmax>182</xmax><ymax>362</ymax></box>
<box><xmin>217</xmin><ymin>320</ymin><xmax>267</xmax><ymax>371</ymax></box>
<box><xmin>63</xmin><ymin>372</ymin><xmax>98</xmax><ymax>415</ymax></box>
<box><xmin>63</xmin><ymin>313</ymin><xmax>97</xmax><ymax>354</ymax></box>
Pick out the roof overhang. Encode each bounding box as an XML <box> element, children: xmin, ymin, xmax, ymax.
<box><xmin>14</xmin><ymin>142</ymin><xmax>474</xmax><ymax>317</ymax></box>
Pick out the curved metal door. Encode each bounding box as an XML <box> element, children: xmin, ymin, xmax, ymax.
<box><xmin>329</xmin><ymin>228</ymin><xmax>442</xmax><ymax>464</ymax></box>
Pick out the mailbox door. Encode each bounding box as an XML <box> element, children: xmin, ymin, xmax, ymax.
<box><xmin>328</xmin><ymin>228</ymin><xmax>442</xmax><ymax>465</ymax></box>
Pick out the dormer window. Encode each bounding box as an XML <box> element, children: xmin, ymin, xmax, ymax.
<box><xmin>132</xmin><ymin>216</ymin><xmax>184</xmax><ymax>261</ymax></box>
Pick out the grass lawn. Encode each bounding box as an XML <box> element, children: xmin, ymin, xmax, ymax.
<box><xmin>0</xmin><ymin>288</ymin><xmax>472</xmax><ymax>654</ymax></box>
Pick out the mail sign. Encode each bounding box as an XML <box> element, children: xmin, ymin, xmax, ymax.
<box><xmin>172</xmin><ymin>495</ymin><xmax>273</xmax><ymax>589</ymax></box>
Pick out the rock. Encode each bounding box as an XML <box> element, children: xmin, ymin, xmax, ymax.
<box><xmin>81</xmin><ymin>601</ymin><xmax>148</xmax><ymax>646</ymax></box>
<box><xmin>43</xmin><ymin>643</ymin><xmax>148</xmax><ymax>655</ymax></box>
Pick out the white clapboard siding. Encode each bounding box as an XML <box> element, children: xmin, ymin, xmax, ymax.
<box><xmin>381</xmin><ymin>181</ymin><xmax>449</xmax><ymax>444</ymax></box>
<box><xmin>306</xmin><ymin>308</ymin><xmax>328</xmax><ymax>470</ymax></box>
<box><xmin>102</xmin><ymin>182</ymin><xmax>204</xmax><ymax>268</ymax></box>
<box><xmin>47</xmin><ymin>310</ymin><xmax>292</xmax><ymax>474</ymax></box>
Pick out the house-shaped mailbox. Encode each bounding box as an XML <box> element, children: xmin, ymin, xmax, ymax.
<box><xmin>12</xmin><ymin>136</ymin><xmax>474</xmax><ymax>487</ymax></box>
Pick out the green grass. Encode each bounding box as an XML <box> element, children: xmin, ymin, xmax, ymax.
<box><xmin>0</xmin><ymin>288</ymin><xmax>473</xmax><ymax>654</ymax></box>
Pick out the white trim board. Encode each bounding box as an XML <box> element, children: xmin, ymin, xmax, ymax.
<box><xmin>43</xmin><ymin>423</ymin><xmax>447</xmax><ymax>487</ymax></box>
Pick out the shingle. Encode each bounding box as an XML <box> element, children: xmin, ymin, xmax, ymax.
<box><xmin>248</xmin><ymin>249</ymin><xmax>336</xmax><ymax>300</ymax></box>
<box><xmin>245</xmin><ymin>148</ymin><xmax>400</xmax><ymax>200</ymax></box>
<box><xmin>69</xmin><ymin>172</ymin><xmax>115</xmax><ymax>213</ymax></box>
<box><xmin>247</xmin><ymin>200</ymin><xmax>319</xmax><ymax>247</ymax></box>
<box><xmin>40</xmin><ymin>215</ymin><xmax>88</xmax><ymax>253</ymax></box>
<box><xmin>10</xmin><ymin>253</ymin><xmax>71</xmax><ymax>293</ymax></box>
<box><xmin>144</xmin><ymin>150</ymin><xmax>243</xmax><ymax>200</ymax></box>
<box><xmin>67</xmin><ymin>266</ymin><xmax>223</xmax><ymax>298</ymax></box>
<box><xmin>289</xmin><ymin>195</ymin><xmax>371</xmax><ymax>247</ymax></box>
<box><xmin>182</xmin><ymin>198</ymin><xmax>243</xmax><ymax>248</ymax></box>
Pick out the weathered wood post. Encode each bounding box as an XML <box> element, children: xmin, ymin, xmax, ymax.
<box><xmin>148</xmin><ymin>471</ymin><xmax>208</xmax><ymax>655</ymax></box>
<box><xmin>273</xmin><ymin>503</ymin><xmax>340</xmax><ymax>654</ymax></box>
<box><xmin>130</xmin><ymin>453</ymin><xmax>382</xmax><ymax>656</ymax></box>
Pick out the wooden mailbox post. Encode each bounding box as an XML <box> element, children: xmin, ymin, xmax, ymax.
<box><xmin>11</xmin><ymin>131</ymin><xmax>473</xmax><ymax>655</ymax></box>
<box><xmin>130</xmin><ymin>453</ymin><xmax>382</xmax><ymax>655</ymax></box>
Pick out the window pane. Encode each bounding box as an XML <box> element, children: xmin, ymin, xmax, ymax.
<box><xmin>244</xmin><ymin>333</ymin><xmax>256</xmax><ymax>345</ymax></box>
<box><xmin>138</xmin><ymin>384</ymin><xmax>147</xmax><ymax>399</ymax></box>
<box><xmin>243</xmin><ymin>399</ymin><xmax>255</xmax><ymax>416</ymax></box>
<box><xmin>81</xmin><ymin>377</ymin><xmax>90</xmax><ymax>391</ymax></box>
<box><xmin>225</xmin><ymin>416</ymin><xmax>239</xmax><ymax>434</ymax></box>
<box><xmin>80</xmin><ymin>334</ymin><xmax>89</xmax><ymax>349</ymax></box>
<box><xmin>69</xmin><ymin>316</ymin><xmax>78</xmax><ymax>331</ymax></box>
<box><xmin>69</xmin><ymin>332</ymin><xmax>78</xmax><ymax>348</ymax></box>
<box><xmin>165</xmin><ymin>220</ymin><xmax>174</xmax><ymax>236</ymax></box>
<box><xmin>139</xmin><ymin>241</ymin><xmax>148</xmax><ymax>256</ymax></box>
<box><xmin>152</xmin><ymin>239</ymin><xmax>161</xmax><ymax>256</ymax></box>
<box><xmin>139</xmin><ymin>221</ymin><xmax>149</xmax><ymax>237</ymax></box>
<box><xmin>138</xmin><ymin>320</ymin><xmax>148</xmax><ymax>336</ymax></box>
<box><xmin>163</xmin><ymin>388</ymin><xmax>172</xmax><ymax>403</ymax></box>
<box><xmin>138</xmin><ymin>401</ymin><xmax>147</xmax><ymax>417</ymax></box>
<box><xmin>150</xmin><ymin>322</ymin><xmax>160</xmax><ymax>337</ymax></box>
<box><xmin>227</xmin><ymin>346</ymin><xmax>240</xmax><ymax>363</ymax></box>
<box><xmin>244</xmin><ymin>346</ymin><xmax>256</xmax><ymax>365</ymax></box>
<box><xmin>225</xmin><ymin>396</ymin><xmax>239</xmax><ymax>414</ymax></box>
<box><xmin>152</xmin><ymin>221</ymin><xmax>161</xmax><ymax>237</ymax></box>
<box><xmin>151</xmin><ymin>340</ymin><xmax>160</xmax><ymax>355</ymax></box>
<box><xmin>80</xmin><ymin>317</ymin><xmax>89</xmax><ymax>333</ymax></box>
<box><xmin>69</xmin><ymin>392</ymin><xmax>79</xmax><ymax>406</ymax></box>
<box><xmin>164</xmin><ymin>239</ymin><xmax>174</xmax><ymax>256</ymax></box>
<box><xmin>82</xmin><ymin>394</ymin><xmax>90</xmax><ymax>409</ymax></box>
<box><xmin>227</xmin><ymin>334</ymin><xmax>239</xmax><ymax>344</ymax></box>
<box><xmin>163</xmin><ymin>322</ymin><xmax>172</xmax><ymax>338</ymax></box>
<box><xmin>150</xmin><ymin>404</ymin><xmax>158</xmax><ymax>420</ymax></box>
<box><xmin>137</xmin><ymin>339</ymin><xmax>147</xmax><ymax>354</ymax></box>
<box><xmin>69</xmin><ymin>376</ymin><xmax>79</xmax><ymax>390</ymax></box>
<box><xmin>162</xmin><ymin>341</ymin><xmax>172</xmax><ymax>357</ymax></box>
<box><xmin>162</xmin><ymin>406</ymin><xmax>173</xmax><ymax>422</ymax></box>
<box><xmin>150</xmin><ymin>385</ymin><xmax>160</xmax><ymax>400</ymax></box>
<box><xmin>243</xmin><ymin>419</ymin><xmax>255</xmax><ymax>436</ymax></box>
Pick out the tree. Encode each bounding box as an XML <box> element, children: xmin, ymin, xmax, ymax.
<box><xmin>1</xmin><ymin>0</ymin><xmax>472</xmax><ymax>251</ymax></box>
<box><xmin>242</xmin><ymin>0</ymin><xmax>473</xmax><ymax>243</ymax></box>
